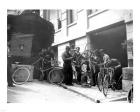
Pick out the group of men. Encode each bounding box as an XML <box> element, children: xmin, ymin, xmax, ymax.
<box><xmin>7</xmin><ymin>44</ymin><xmax>122</xmax><ymax>89</ymax></box>
<box><xmin>62</xmin><ymin>46</ymin><xmax>122</xmax><ymax>87</ymax></box>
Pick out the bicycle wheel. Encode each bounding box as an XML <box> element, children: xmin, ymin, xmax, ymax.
<box><xmin>12</xmin><ymin>67</ymin><xmax>30</xmax><ymax>85</ymax></box>
<box><xmin>48</xmin><ymin>67</ymin><xmax>64</xmax><ymax>84</ymax></box>
<box><xmin>97</xmin><ymin>72</ymin><xmax>103</xmax><ymax>91</ymax></box>
<box><xmin>103</xmin><ymin>75</ymin><xmax>110</xmax><ymax>97</ymax></box>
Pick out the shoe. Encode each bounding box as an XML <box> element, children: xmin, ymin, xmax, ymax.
<box><xmin>76</xmin><ymin>82</ymin><xmax>81</xmax><ymax>85</ymax></box>
<box><xmin>66</xmin><ymin>83</ymin><xmax>73</xmax><ymax>86</ymax></box>
<box><xmin>90</xmin><ymin>83</ymin><xmax>96</xmax><ymax>86</ymax></box>
<box><xmin>8</xmin><ymin>85</ymin><xmax>16</xmax><ymax>87</ymax></box>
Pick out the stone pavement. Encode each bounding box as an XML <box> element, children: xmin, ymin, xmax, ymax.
<box><xmin>56</xmin><ymin>83</ymin><xmax>128</xmax><ymax>103</ymax></box>
<box><xmin>7</xmin><ymin>80</ymin><xmax>94</xmax><ymax>103</ymax></box>
<box><xmin>7</xmin><ymin>80</ymin><xmax>128</xmax><ymax>103</ymax></box>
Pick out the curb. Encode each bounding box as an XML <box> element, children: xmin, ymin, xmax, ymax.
<box><xmin>56</xmin><ymin>83</ymin><xmax>101</xmax><ymax>103</ymax></box>
<box><xmin>56</xmin><ymin>83</ymin><xmax>128</xmax><ymax>103</ymax></box>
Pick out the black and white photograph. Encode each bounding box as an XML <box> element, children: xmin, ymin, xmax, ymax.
<box><xmin>7</xmin><ymin>9</ymin><xmax>133</xmax><ymax>103</ymax></box>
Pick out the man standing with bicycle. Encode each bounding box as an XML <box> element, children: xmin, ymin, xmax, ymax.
<box><xmin>93</xmin><ymin>49</ymin><xmax>110</xmax><ymax>86</ymax></box>
<box><xmin>106</xmin><ymin>58</ymin><xmax>122</xmax><ymax>89</ymax></box>
<box><xmin>97</xmin><ymin>49</ymin><xmax>122</xmax><ymax>85</ymax></box>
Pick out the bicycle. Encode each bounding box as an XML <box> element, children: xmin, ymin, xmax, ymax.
<box><xmin>12</xmin><ymin>56</ymin><xmax>64</xmax><ymax>85</ymax></box>
<box><xmin>32</xmin><ymin>56</ymin><xmax>64</xmax><ymax>84</ymax></box>
<box><xmin>103</xmin><ymin>67</ymin><xmax>123</xmax><ymax>97</ymax></box>
<box><xmin>97</xmin><ymin>63</ymin><xmax>107</xmax><ymax>92</ymax></box>
<box><xmin>102</xmin><ymin>67</ymin><xmax>114</xmax><ymax>96</ymax></box>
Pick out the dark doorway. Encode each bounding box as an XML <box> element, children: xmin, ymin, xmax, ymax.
<box><xmin>89</xmin><ymin>22</ymin><xmax>128</xmax><ymax>67</ymax></box>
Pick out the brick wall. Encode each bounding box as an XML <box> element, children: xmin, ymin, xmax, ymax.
<box><xmin>10</xmin><ymin>34</ymin><xmax>33</xmax><ymax>57</ymax></box>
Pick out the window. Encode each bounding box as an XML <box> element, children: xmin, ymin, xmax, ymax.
<box><xmin>49</xmin><ymin>10</ymin><xmax>62</xmax><ymax>31</ymax></box>
<box><xmin>19</xmin><ymin>44</ymin><xmax>24</xmax><ymax>51</ymax></box>
<box><xmin>87</xmin><ymin>9</ymin><xmax>98</xmax><ymax>16</ymax></box>
<box><xmin>57</xmin><ymin>10</ymin><xmax>62</xmax><ymax>30</ymax></box>
<box><xmin>69</xmin><ymin>40</ymin><xmax>75</xmax><ymax>56</ymax></box>
<box><xmin>67</xmin><ymin>10</ymin><xmax>77</xmax><ymax>25</ymax></box>
<box><xmin>57</xmin><ymin>18</ymin><xmax>62</xmax><ymax>29</ymax></box>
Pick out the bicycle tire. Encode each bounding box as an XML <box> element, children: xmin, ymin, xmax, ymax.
<box><xmin>48</xmin><ymin>67</ymin><xmax>64</xmax><ymax>84</ymax></box>
<box><xmin>103</xmin><ymin>75</ymin><xmax>110</xmax><ymax>97</ymax></box>
<box><xmin>97</xmin><ymin>72</ymin><xmax>103</xmax><ymax>91</ymax></box>
<box><xmin>12</xmin><ymin>67</ymin><xmax>30</xmax><ymax>85</ymax></box>
<box><xmin>128</xmin><ymin>87</ymin><xmax>133</xmax><ymax>103</ymax></box>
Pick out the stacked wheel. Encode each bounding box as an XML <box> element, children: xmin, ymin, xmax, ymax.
<box><xmin>12</xmin><ymin>67</ymin><xmax>30</xmax><ymax>85</ymax></box>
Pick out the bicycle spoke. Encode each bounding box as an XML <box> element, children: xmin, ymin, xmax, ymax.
<box><xmin>103</xmin><ymin>75</ymin><xmax>109</xmax><ymax>97</ymax></box>
<box><xmin>97</xmin><ymin>73</ymin><xmax>103</xmax><ymax>91</ymax></box>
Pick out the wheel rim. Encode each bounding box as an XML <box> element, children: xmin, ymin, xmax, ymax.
<box><xmin>103</xmin><ymin>75</ymin><xmax>109</xmax><ymax>97</ymax></box>
<box><xmin>48</xmin><ymin>68</ymin><xmax>64</xmax><ymax>84</ymax></box>
<box><xmin>97</xmin><ymin>73</ymin><xmax>103</xmax><ymax>91</ymax></box>
<box><xmin>12</xmin><ymin>67</ymin><xmax>30</xmax><ymax>85</ymax></box>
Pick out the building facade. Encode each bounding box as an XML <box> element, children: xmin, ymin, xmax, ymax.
<box><xmin>40</xmin><ymin>9</ymin><xmax>133</xmax><ymax>67</ymax></box>
<box><xmin>7</xmin><ymin>10</ymin><xmax>55</xmax><ymax>64</ymax></box>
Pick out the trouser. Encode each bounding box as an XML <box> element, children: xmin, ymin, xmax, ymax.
<box><xmin>63</xmin><ymin>63</ymin><xmax>73</xmax><ymax>85</ymax></box>
<box><xmin>113</xmin><ymin>67</ymin><xmax>122</xmax><ymax>90</ymax></box>
<box><xmin>112</xmin><ymin>67</ymin><xmax>122</xmax><ymax>83</ymax></box>
<box><xmin>92</xmin><ymin>66</ymin><xmax>100</xmax><ymax>86</ymax></box>
<box><xmin>75</xmin><ymin>66</ymin><xmax>81</xmax><ymax>83</ymax></box>
<box><xmin>81</xmin><ymin>71</ymin><xmax>94</xmax><ymax>85</ymax></box>
<box><xmin>7</xmin><ymin>57</ymin><xmax>13</xmax><ymax>86</ymax></box>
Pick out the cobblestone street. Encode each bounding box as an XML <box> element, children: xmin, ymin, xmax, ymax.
<box><xmin>7</xmin><ymin>80</ymin><xmax>128</xmax><ymax>103</ymax></box>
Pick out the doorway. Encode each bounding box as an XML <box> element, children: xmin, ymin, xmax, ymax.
<box><xmin>89</xmin><ymin>22</ymin><xmax>128</xmax><ymax>67</ymax></box>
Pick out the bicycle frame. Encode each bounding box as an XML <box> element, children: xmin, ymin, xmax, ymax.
<box><xmin>32</xmin><ymin>56</ymin><xmax>59</xmax><ymax>72</ymax></box>
<box><xmin>32</xmin><ymin>56</ymin><xmax>62</xmax><ymax>81</ymax></box>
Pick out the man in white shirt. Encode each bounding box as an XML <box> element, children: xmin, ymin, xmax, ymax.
<box><xmin>99</xmin><ymin>49</ymin><xmax>110</xmax><ymax>64</ymax></box>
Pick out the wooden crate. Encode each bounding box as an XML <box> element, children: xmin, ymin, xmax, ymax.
<box><xmin>122</xmin><ymin>79</ymin><xmax>133</xmax><ymax>92</ymax></box>
<box><xmin>122</xmin><ymin>67</ymin><xmax>133</xmax><ymax>81</ymax></box>
<box><xmin>12</xmin><ymin>64</ymin><xmax>34</xmax><ymax>82</ymax></box>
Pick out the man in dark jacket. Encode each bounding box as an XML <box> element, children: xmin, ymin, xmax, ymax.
<box><xmin>7</xmin><ymin>44</ymin><xmax>15</xmax><ymax>87</ymax></box>
<box><xmin>62</xmin><ymin>46</ymin><xmax>73</xmax><ymax>85</ymax></box>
